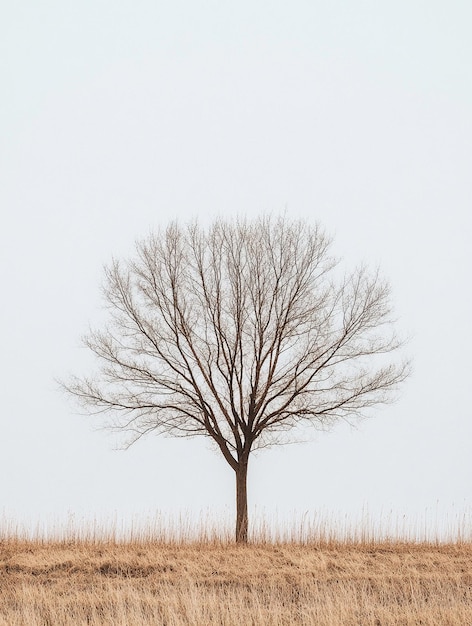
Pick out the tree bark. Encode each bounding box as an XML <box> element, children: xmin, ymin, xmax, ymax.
<box><xmin>235</xmin><ymin>461</ymin><xmax>249</xmax><ymax>543</ymax></box>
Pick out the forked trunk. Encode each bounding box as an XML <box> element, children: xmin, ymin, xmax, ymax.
<box><xmin>235</xmin><ymin>461</ymin><xmax>249</xmax><ymax>543</ymax></box>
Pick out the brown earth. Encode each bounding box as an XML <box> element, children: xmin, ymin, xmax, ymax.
<box><xmin>1</xmin><ymin>538</ymin><xmax>471</xmax><ymax>625</ymax></box>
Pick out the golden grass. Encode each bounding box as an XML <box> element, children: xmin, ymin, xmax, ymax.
<box><xmin>1</xmin><ymin>525</ymin><xmax>471</xmax><ymax>626</ymax></box>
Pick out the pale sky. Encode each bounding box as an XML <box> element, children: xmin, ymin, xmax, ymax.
<box><xmin>1</xmin><ymin>1</ymin><xmax>471</xmax><ymax>538</ymax></box>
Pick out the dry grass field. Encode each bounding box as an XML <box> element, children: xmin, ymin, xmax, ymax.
<box><xmin>1</xmin><ymin>521</ymin><xmax>471</xmax><ymax>626</ymax></box>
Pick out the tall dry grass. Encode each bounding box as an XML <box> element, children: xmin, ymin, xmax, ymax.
<box><xmin>1</xmin><ymin>513</ymin><xmax>471</xmax><ymax>625</ymax></box>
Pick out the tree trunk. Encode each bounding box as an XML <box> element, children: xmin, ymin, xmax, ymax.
<box><xmin>235</xmin><ymin>461</ymin><xmax>249</xmax><ymax>543</ymax></box>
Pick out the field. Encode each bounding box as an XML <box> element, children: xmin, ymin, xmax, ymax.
<box><xmin>1</xmin><ymin>517</ymin><xmax>472</xmax><ymax>626</ymax></box>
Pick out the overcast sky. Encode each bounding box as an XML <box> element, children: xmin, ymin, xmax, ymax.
<box><xmin>1</xmin><ymin>1</ymin><xmax>471</xmax><ymax>538</ymax></box>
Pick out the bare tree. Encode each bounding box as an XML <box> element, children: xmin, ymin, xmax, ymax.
<box><xmin>64</xmin><ymin>216</ymin><xmax>409</xmax><ymax>543</ymax></box>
